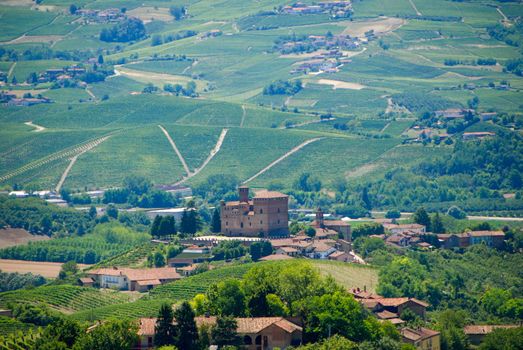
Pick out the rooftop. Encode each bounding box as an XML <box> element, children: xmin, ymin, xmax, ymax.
<box><xmin>88</xmin><ymin>267</ymin><xmax>181</xmax><ymax>282</ymax></box>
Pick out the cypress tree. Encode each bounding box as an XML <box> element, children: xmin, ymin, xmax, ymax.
<box><xmin>151</xmin><ymin>215</ymin><xmax>162</xmax><ymax>238</ymax></box>
<box><xmin>154</xmin><ymin>303</ymin><xmax>175</xmax><ymax>346</ymax></box>
<box><xmin>173</xmin><ymin>301</ymin><xmax>199</xmax><ymax>350</ymax></box>
<box><xmin>432</xmin><ymin>213</ymin><xmax>445</xmax><ymax>234</ymax></box>
<box><xmin>211</xmin><ymin>208</ymin><xmax>221</xmax><ymax>233</ymax></box>
<box><xmin>413</xmin><ymin>207</ymin><xmax>431</xmax><ymax>231</ymax></box>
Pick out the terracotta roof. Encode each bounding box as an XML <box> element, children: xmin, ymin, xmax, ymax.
<box><xmin>388</xmin><ymin>318</ymin><xmax>406</xmax><ymax>325</ymax></box>
<box><xmin>384</xmin><ymin>223</ymin><xmax>425</xmax><ymax>230</ymax></box>
<box><xmin>193</xmin><ymin>317</ymin><xmax>301</xmax><ymax>334</ymax></box>
<box><xmin>329</xmin><ymin>251</ymin><xmax>347</xmax><ymax>258</ymax></box>
<box><xmin>310</xmin><ymin>241</ymin><xmax>334</xmax><ymax>252</ymax></box>
<box><xmin>376</xmin><ymin>310</ymin><xmax>398</xmax><ymax>319</ymax></box>
<box><xmin>401</xmin><ymin>327</ymin><xmax>440</xmax><ymax>342</ymax></box>
<box><xmin>79</xmin><ymin>277</ymin><xmax>94</xmax><ymax>284</ymax></box>
<box><xmin>467</xmin><ymin>230</ymin><xmax>505</xmax><ymax>237</ymax></box>
<box><xmin>369</xmin><ymin>297</ymin><xmax>429</xmax><ymax>308</ymax></box>
<box><xmin>463</xmin><ymin>325</ymin><xmax>519</xmax><ymax>335</ymax></box>
<box><xmin>254</xmin><ymin>191</ymin><xmax>288</xmax><ymax>199</ymax></box>
<box><xmin>89</xmin><ymin>267</ymin><xmax>181</xmax><ymax>282</ymax></box>
<box><xmin>260</xmin><ymin>254</ymin><xmax>294</xmax><ymax>261</ymax></box>
<box><xmin>278</xmin><ymin>246</ymin><xmax>299</xmax><ymax>253</ymax></box>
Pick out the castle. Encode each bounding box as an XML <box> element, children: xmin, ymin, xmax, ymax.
<box><xmin>220</xmin><ymin>186</ymin><xmax>289</xmax><ymax>237</ymax></box>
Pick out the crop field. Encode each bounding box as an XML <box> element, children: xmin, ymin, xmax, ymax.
<box><xmin>0</xmin><ymin>316</ymin><xmax>35</xmax><ymax>337</ymax></box>
<box><xmin>312</xmin><ymin>260</ymin><xmax>379</xmax><ymax>292</ymax></box>
<box><xmin>0</xmin><ymin>259</ymin><xmax>91</xmax><ymax>278</ymax></box>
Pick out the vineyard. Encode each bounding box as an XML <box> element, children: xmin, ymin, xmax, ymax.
<box><xmin>70</xmin><ymin>298</ymin><xmax>168</xmax><ymax>322</ymax></box>
<box><xmin>0</xmin><ymin>223</ymin><xmax>150</xmax><ymax>264</ymax></box>
<box><xmin>148</xmin><ymin>262</ymin><xmax>257</xmax><ymax>301</ymax></box>
<box><xmin>0</xmin><ymin>285</ymin><xmax>132</xmax><ymax>313</ymax></box>
<box><xmin>0</xmin><ymin>328</ymin><xmax>41</xmax><ymax>350</ymax></box>
<box><xmin>90</xmin><ymin>243</ymin><xmax>155</xmax><ymax>269</ymax></box>
<box><xmin>0</xmin><ymin>316</ymin><xmax>35</xmax><ymax>337</ymax></box>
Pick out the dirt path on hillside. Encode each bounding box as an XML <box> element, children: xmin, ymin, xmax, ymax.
<box><xmin>158</xmin><ymin>125</ymin><xmax>192</xmax><ymax>176</ymax></box>
<box><xmin>289</xmin><ymin>117</ymin><xmax>335</xmax><ymax>129</ymax></box>
<box><xmin>243</xmin><ymin>138</ymin><xmax>323</xmax><ymax>184</ymax></box>
<box><xmin>7</xmin><ymin>61</ymin><xmax>16</xmax><ymax>78</ymax></box>
<box><xmin>240</xmin><ymin>105</ymin><xmax>246</xmax><ymax>127</ymax></box>
<box><xmin>55</xmin><ymin>135</ymin><xmax>112</xmax><ymax>192</ymax></box>
<box><xmin>408</xmin><ymin>0</ymin><xmax>422</xmax><ymax>16</ymax></box>
<box><xmin>174</xmin><ymin>128</ymin><xmax>228</xmax><ymax>185</ymax></box>
<box><xmin>24</xmin><ymin>121</ymin><xmax>46</xmax><ymax>132</ymax></box>
<box><xmin>182</xmin><ymin>60</ymin><xmax>198</xmax><ymax>74</ymax></box>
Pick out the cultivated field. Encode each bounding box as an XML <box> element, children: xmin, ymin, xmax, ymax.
<box><xmin>0</xmin><ymin>228</ymin><xmax>49</xmax><ymax>249</ymax></box>
<box><xmin>0</xmin><ymin>259</ymin><xmax>91</xmax><ymax>278</ymax></box>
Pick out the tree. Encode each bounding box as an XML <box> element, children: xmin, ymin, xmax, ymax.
<box><xmin>151</xmin><ymin>215</ymin><xmax>162</xmax><ymax>238</ymax></box>
<box><xmin>73</xmin><ymin>319</ymin><xmax>138</xmax><ymax>350</ymax></box>
<box><xmin>169</xmin><ymin>6</ymin><xmax>186</xmax><ymax>20</ymax></box>
<box><xmin>250</xmin><ymin>242</ymin><xmax>262</xmax><ymax>261</ymax></box>
<box><xmin>98</xmin><ymin>55</ymin><xmax>104</xmax><ymax>64</ymax></box>
<box><xmin>210</xmin><ymin>316</ymin><xmax>241</xmax><ymax>347</ymax></box>
<box><xmin>89</xmin><ymin>206</ymin><xmax>97</xmax><ymax>219</ymax></box>
<box><xmin>41</xmin><ymin>215</ymin><xmax>52</xmax><ymax>234</ymax></box>
<box><xmin>211</xmin><ymin>279</ymin><xmax>246</xmax><ymax>317</ymax></box>
<box><xmin>447</xmin><ymin>206</ymin><xmax>466</xmax><ymax>219</ymax></box>
<box><xmin>305</xmin><ymin>226</ymin><xmax>316</xmax><ymax>238</ymax></box>
<box><xmin>361</xmin><ymin>187</ymin><xmax>372</xmax><ymax>210</ymax></box>
<box><xmin>155</xmin><ymin>303</ymin><xmax>176</xmax><ymax>347</ymax></box>
<box><xmin>106</xmin><ymin>204</ymin><xmax>118</xmax><ymax>219</ymax></box>
<box><xmin>261</xmin><ymin>241</ymin><xmax>273</xmax><ymax>257</ymax></box>
<box><xmin>479</xmin><ymin>327</ymin><xmax>523</xmax><ymax>350</ymax></box>
<box><xmin>99</xmin><ymin>18</ymin><xmax>146</xmax><ymax>42</ymax></box>
<box><xmin>69</xmin><ymin>4</ymin><xmax>78</xmax><ymax>15</ymax></box>
<box><xmin>11</xmin><ymin>75</ymin><xmax>17</xmax><ymax>85</ymax></box>
<box><xmin>211</xmin><ymin>209</ymin><xmax>221</xmax><ymax>233</ymax></box>
<box><xmin>173</xmin><ymin>301</ymin><xmax>199</xmax><ymax>350</ymax></box>
<box><xmin>295</xmin><ymin>334</ymin><xmax>357</xmax><ymax>350</ymax></box>
<box><xmin>152</xmin><ymin>34</ymin><xmax>163</xmax><ymax>46</ymax></box>
<box><xmin>413</xmin><ymin>207</ymin><xmax>431</xmax><ymax>231</ymax></box>
<box><xmin>385</xmin><ymin>210</ymin><xmax>401</xmax><ymax>219</ymax></box>
<box><xmin>35</xmin><ymin>317</ymin><xmax>83</xmax><ymax>348</ymax></box>
<box><xmin>153</xmin><ymin>251</ymin><xmax>166</xmax><ymax>267</ymax></box>
<box><xmin>180</xmin><ymin>210</ymin><xmax>190</xmax><ymax>234</ymax></box>
<box><xmin>431</xmin><ymin>213</ymin><xmax>445</xmax><ymax>234</ymax></box>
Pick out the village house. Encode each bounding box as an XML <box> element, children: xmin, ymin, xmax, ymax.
<box><xmin>220</xmin><ymin>186</ymin><xmax>289</xmax><ymax>237</ymax></box>
<box><xmin>463</xmin><ymin>325</ymin><xmax>520</xmax><ymax>346</ymax></box>
<box><xmin>434</xmin><ymin>108</ymin><xmax>473</xmax><ymax>120</ymax></box>
<box><xmin>383</xmin><ymin>223</ymin><xmax>426</xmax><ymax>236</ymax></box>
<box><xmin>86</xmin><ymin>267</ymin><xmax>181</xmax><ymax>292</ymax></box>
<box><xmin>135</xmin><ymin>316</ymin><xmax>303</xmax><ymax>350</ymax></box>
<box><xmin>462</xmin><ymin>132</ymin><xmax>495</xmax><ymax>140</ymax></box>
<box><xmin>361</xmin><ymin>297</ymin><xmax>429</xmax><ymax>320</ymax></box>
<box><xmin>7</xmin><ymin>97</ymin><xmax>51</xmax><ymax>106</ymax></box>
<box><xmin>401</xmin><ymin>327</ymin><xmax>441</xmax><ymax>350</ymax></box>
<box><xmin>437</xmin><ymin>231</ymin><xmax>505</xmax><ymax>249</ymax></box>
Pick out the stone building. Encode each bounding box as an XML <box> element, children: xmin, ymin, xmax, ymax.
<box><xmin>220</xmin><ymin>186</ymin><xmax>289</xmax><ymax>237</ymax></box>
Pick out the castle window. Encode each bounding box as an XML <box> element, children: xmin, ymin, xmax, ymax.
<box><xmin>241</xmin><ymin>222</ymin><xmax>243</xmax><ymax>228</ymax></box>
<box><xmin>278</xmin><ymin>208</ymin><xmax>280</xmax><ymax>213</ymax></box>
<box><xmin>226</xmin><ymin>222</ymin><xmax>228</xmax><ymax>226</ymax></box>
<box><xmin>260</xmin><ymin>209</ymin><xmax>263</xmax><ymax>214</ymax></box>
<box><xmin>278</xmin><ymin>220</ymin><xmax>280</xmax><ymax>224</ymax></box>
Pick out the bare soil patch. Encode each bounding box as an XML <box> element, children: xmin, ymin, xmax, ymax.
<box><xmin>127</xmin><ymin>7</ymin><xmax>173</xmax><ymax>23</ymax></box>
<box><xmin>0</xmin><ymin>228</ymin><xmax>49</xmax><ymax>249</ymax></box>
<box><xmin>317</xmin><ymin>78</ymin><xmax>366</xmax><ymax>90</ymax></box>
<box><xmin>0</xmin><ymin>259</ymin><xmax>91</xmax><ymax>278</ymax></box>
<box><xmin>341</xmin><ymin>17</ymin><xmax>405</xmax><ymax>37</ymax></box>
<box><xmin>0</xmin><ymin>0</ymin><xmax>33</xmax><ymax>6</ymax></box>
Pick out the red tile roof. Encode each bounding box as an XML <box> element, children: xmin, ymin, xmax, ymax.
<box><xmin>254</xmin><ymin>190</ymin><xmax>288</xmax><ymax>199</ymax></box>
<box><xmin>401</xmin><ymin>327</ymin><xmax>440</xmax><ymax>342</ymax></box>
<box><xmin>89</xmin><ymin>267</ymin><xmax>181</xmax><ymax>282</ymax></box>
<box><xmin>260</xmin><ymin>254</ymin><xmax>294</xmax><ymax>261</ymax></box>
<box><xmin>463</xmin><ymin>325</ymin><xmax>519</xmax><ymax>335</ymax></box>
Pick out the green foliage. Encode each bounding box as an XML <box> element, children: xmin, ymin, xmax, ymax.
<box><xmin>173</xmin><ymin>301</ymin><xmax>199</xmax><ymax>350</ymax></box>
<box><xmin>100</xmin><ymin>18</ymin><xmax>146</xmax><ymax>43</ymax></box>
<box><xmin>73</xmin><ymin>319</ymin><xmax>138</xmax><ymax>350</ymax></box>
<box><xmin>0</xmin><ymin>271</ymin><xmax>46</xmax><ymax>292</ymax></box>
<box><xmin>213</xmin><ymin>241</ymin><xmax>247</xmax><ymax>261</ymax></box>
<box><xmin>211</xmin><ymin>316</ymin><xmax>241</xmax><ymax>348</ymax></box>
<box><xmin>0</xmin><ymin>196</ymin><xmax>95</xmax><ymax>236</ymax></box>
<box><xmin>208</xmin><ymin>279</ymin><xmax>246</xmax><ymax>317</ymax></box>
<box><xmin>479</xmin><ymin>327</ymin><xmax>523</xmax><ymax>350</ymax></box>
<box><xmin>352</xmin><ymin>223</ymin><xmax>384</xmax><ymax>239</ymax></box>
<box><xmin>211</xmin><ymin>209</ymin><xmax>221</xmax><ymax>233</ymax></box>
<box><xmin>295</xmin><ymin>334</ymin><xmax>357</xmax><ymax>349</ymax></box>
<box><xmin>263</xmin><ymin>80</ymin><xmax>303</xmax><ymax>95</ymax></box>
<box><xmin>413</xmin><ymin>207</ymin><xmax>431</xmax><ymax>230</ymax></box>
<box><xmin>155</xmin><ymin>303</ymin><xmax>175</xmax><ymax>347</ymax></box>
<box><xmin>35</xmin><ymin>317</ymin><xmax>83</xmax><ymax>348</ymax></box>
<box><xmin>0</xmin><ymin>222</ymin><xmax>150</xmax><ymax>263</ymax></box>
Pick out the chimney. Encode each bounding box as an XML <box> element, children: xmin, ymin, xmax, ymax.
<box><xmin>239</xmin><ymin>186</ymin><xmax>249</xmax><ymax>203</ymax></box>
<box><xmin>316</xmin><ymin>207</ymin><xmax>324</xmax><ymax>228</ymax></box>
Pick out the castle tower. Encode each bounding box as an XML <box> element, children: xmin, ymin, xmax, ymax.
<box><xmin>316</xmin><ymin>207</ymin><xmax>324</xmax><ymax>228</ymax></box>
<box><xmin>239</xmin><ymin>186</ymin><xmax>249</xmax><ymax>203</ymax></box>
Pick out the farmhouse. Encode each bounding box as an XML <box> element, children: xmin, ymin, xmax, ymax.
<box><xmin>383</xmin><ymin>223</ymin><xmax>426</xmax><ymax>235</ymax></box>
<box><xmin>401</xmin><ymin>327</ymin><xmax>441</xmax><ymax>350</ymax></box>
<box><xmin>463</xmin><ymin>325</ymin><xmax>520</xmax><ymax>346</ymax></box>
<box><xmin>462</xmin><ymin>132</ymin><xmax>495</xmax><ymax>140</ymax></box>
<box><xmin>87</xmin><ymin>267</ymin><xmax>181</xmax><ymax>292</ymax></box>
<box><xmin>220</xmin><ymin>186</ymin><xmax>289</xmax><ymax>237</ymax></box>
<box><xmin>136</xmin><ymin>316</ymin><xmax>303</xmax><ymax>350</ymax></box>
<box><xmin>361</xmin><ymin>297</ymin><xmax>429</xmax><ymax>319</ymax></box>
<box><xmin>437</xmin><ymin>231</ymin><xmax>505</xmax><ymax>249</ymax></box>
